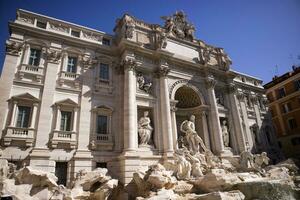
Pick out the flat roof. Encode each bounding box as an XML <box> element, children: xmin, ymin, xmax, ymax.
<box><xmin>18</xmin><ymin>9</ymin><xmax>113</xmax><ymax>37</ymax></box>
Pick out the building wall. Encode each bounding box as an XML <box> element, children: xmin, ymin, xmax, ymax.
<box><xmin>265</xmin><ymin>67</ymin><xmax>300</xmax><ymax>159</ymax></box>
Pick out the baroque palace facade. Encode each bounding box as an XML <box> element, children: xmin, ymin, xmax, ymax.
<box><xmin>0</xmin><ymin>10</ymin><xmax>280</xmax><ymax>186</ymax></box>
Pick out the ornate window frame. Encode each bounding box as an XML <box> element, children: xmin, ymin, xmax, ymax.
<box><xmin>18</xmin><ymin>39</ymin><xmax>48</xmax><ymax>83</ymax></box>
<box><xmin>58</xmin><ymin>47</ymin><xmax>83</xmax><ymax>89</ymax></box>
<box><xmin>94</xmin><ymin>56</ymin><xmax>113</xmax><ymax>94</ymax></box>
<box><xmin>51</xmin><ymin>98</ymin><xmax>79</xmax><ymax>149</ymax></box>
<box><xmin>90</xmin><ymin>105</ymin><xmax>114</xmax><ymax>151</ymax></box>
<box><xmin>3</xmin><ymin>93</ymin><xmax>40</xmax><ymax>147</ymax></box>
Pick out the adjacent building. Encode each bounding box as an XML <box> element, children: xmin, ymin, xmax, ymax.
<box><xmin>0</xmin><ymin>9</ymin><xmax>280</xmax><ymax>187</ymax></box>
<box><xmin>264</xmin><ymin>66</ymin><xmax>300</xmax><ymax>159</ymax></box>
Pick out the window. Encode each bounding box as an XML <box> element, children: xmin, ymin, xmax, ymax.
<box><xmin>16</xmin><ymin>106</ymin><xmax>31</xmax><ymax>128</ymax></box>
<box><xmin>288</xmin><ymin>118</ymin><xmax>297</xmax><ymax>130</ymax></box>
<box><xmin>71</xmin><ymin>30</ymin><xmax>80</xmax><ymax>38</ymax></box>
<box><xmin>294</xmin><ymin>80</ymin><xmax>300</xmax><ymax>91</ymax></box>
<box><xmin>97</xmin><ymin>115</ymin><xmax>108</xmax><ymax>134</ymax></box>
<box><xmin>67</xmin><ymin>57</ymin><xmax>77</xmax><ymax>73</ymax></box>
<box><xmin>277</xmin><ymin>88</ymin><xmax>286</xmax><ymax>99</ymax></box>
<box><xmin>96</xmin><ymin>162</ymin><xmax>107</xmax><ymax>168</ymax></box>
<box><xmin>282</xmin><ymin>103</ymin><xmax>292</xmax><ymax>113</ymax></box>
<box><xmin>60</xmin><ymin>111</ymin><xmax>72</xmax><ymax>131</ymax></box>
<box><xmin>291</xmin><ymin>137</ymin><xmax>300</xmax><ymax>146</ymax></box>
<box><xmin>102</xmin><ymin>38</ymin><xmax>110</xmax><ymax>46</ymax></box>
<box><xmin>99</xmin><ymin>63</ymin><xmax>109</xmax><ymax>80</ymax></box>
<box><xmin>36</xmin><ymin>21</ymin><xmax>46</xmax><ymax>29</ymax></box>
<box><xmin>28</xmin><ymin>48</ymin><xmax>41</xmax><ymax>66</ymax></box>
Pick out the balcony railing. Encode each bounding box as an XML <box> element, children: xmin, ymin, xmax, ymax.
<box><xmin>4</xmin><ymin>127</ymin><xmax>35</xmax><ymax>147</ymax></box>
<box><xmin>20</xmin><ymin>64</ymin><xmax>44</xmax><ymax>76</ymax></box>
<box><xmin>60</xmin><ymin>71</ymin><xmax>79</xmax><ymax>80</ymax></box>
<box><xmin>96</xmin><ymin>134</ymin><xmax>112</xmax><ymax>142</ymax></box>
<box><xmin>51</xmin><ymin>130</ymin><xmax>77</xmax><ymax>149</ymax></box>
<box><xmin>90</xmin><ymin>134</ymin><xmax>113</xmax><ymax>150</ymax></box>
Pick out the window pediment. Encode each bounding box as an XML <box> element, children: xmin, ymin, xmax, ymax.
<box><xmin>11</xmin><ymin>93</ymin><xmax>40</xmax><ymax>102</ymax></box>
<box><xmin>55</xmin><ymin>98</ymin><xmax>78</xmax><ymax>107</ymax></box>
<box><xmin>92</xmin><ymin>105</ymin><xmax>113</xmax><ymax>114</ymax></box>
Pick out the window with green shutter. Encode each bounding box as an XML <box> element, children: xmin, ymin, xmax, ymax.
<box><xmin>97</xmin><ymin>115</ymin><xmax>108</xmax><ymax>134</ymax></box>
<box><xmin>16</xmin><ymin>106</ymin><xmax>31</xmax><ymax>128</ymax></box>
<box><xmin>60</xmin><ymin>111</ymin><xmax>72</xmax><ymax>131</ymax></box>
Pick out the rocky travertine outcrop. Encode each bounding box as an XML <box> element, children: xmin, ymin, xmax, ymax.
<box><xmin>1</xmin><ymin>150</ymin><xmax>299</xmax><ymax>200</ymax></box>
<box><xmin>0</xmin><ymin>160</ymin><xmax>118</xmax><ymax>200</ymax></box>
<box><xmin>132</xmin><ymin>149</ymin><xmax>300</xmax><ymax>200</ymax></box>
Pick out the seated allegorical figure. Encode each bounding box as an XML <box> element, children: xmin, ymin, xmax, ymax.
<box><xmin>180</xmin><ymin>115</ymin><xmax>207</xmax><ymax>154</ymax></box>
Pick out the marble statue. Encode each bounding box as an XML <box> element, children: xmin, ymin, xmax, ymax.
<box><xmin>180</xmin><ymin>115</ymin><xmax>207</xmax><ymax>154</ymax></box>
<box><xmin>138</xmin><ymin>111</ymin><xmax>153</xmax><ymax>145</ymax></box>
<box><xmin>90</xmin><ymin>140</ymin><xmax>96</xmax><ymax>150</ymax></box>
<box><xmin>137</xmin><ymin>73</ymin><xmax>152</xmax><ymax>93</ymax></box>
<box><xmin>185</xmin><ymin>151</ymin><xmax>203</xmax><ymax>177</ymax></box>
<box><xmin>161</xmin><ymin>11</ymin><xmax>195</xmax><ymax>41</ymax></box>
<box><xmin>240</xmin><ymin>151</ymin><xmax>254</xmax><ymax>170</ymax></box>
<box><xmin>253</xmin><ymin>152</ymin><xmax>270</xmax><ymax>170</ymax></box>
<box><xmin>221</xmin><ymin>120</ymin><xmax>230</xmax><ymax>147</ymax></box>
<box><xmin>174</xmin><ymin>149</ymin><xmax>192</xmax><ymax>180</ymax></box>
<box><xmin>124</xmin><ymin>15</ymin><xmax>135</xmax><ymax>39</ymax></box>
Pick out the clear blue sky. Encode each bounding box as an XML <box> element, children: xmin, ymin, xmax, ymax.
<box><xmin>0</xmin><ymin>0</ymin><xmax>300</xmax><ymax>83</ymax></box>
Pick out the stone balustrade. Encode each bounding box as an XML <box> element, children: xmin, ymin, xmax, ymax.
<box><xmin>4</xmin><ymin>126</ymin><xmax>35</xmax><ymax>147</ymax></box>
<box><xmin>51</xmin><ymin>130</ymin><xmax>77</xmax><ymax>149</ymax></box>
<box><xmin>60</xmin><ymin>71</ymin><xmax>79</xmax><ymax>80</ymax></box>
<box><xmin>18</xmin><ymin>64</ymin><xmax>44</xmax><ymax>82</ymax></box>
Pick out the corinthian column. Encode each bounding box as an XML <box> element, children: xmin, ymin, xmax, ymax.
<box><xmin>206</xmin><ymin>75</ymin><xmax>224</xmax><ymax>154</ymax></box>
<box><xmin>123</xmin><ymin>58</ymin><xmax>138</xmax><ymax>152</ymax></box>
<box><xmin>227</xmin><ymin>83</ymin><xmax>246</xmax><ymax>153</ymax></box>
<box><xmin>237</xmin><ymin>89</ymin><xmax>253</xmax><ymax>150</ymax></box>
<box><xmin>158</xmin><ymin>62</ymin><xmax>173</xmax><ymax>154</ymax></box>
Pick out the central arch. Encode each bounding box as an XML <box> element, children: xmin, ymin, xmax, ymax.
<box><xmin>170</xmin><ymin>83</ymin><xmax>210</xmax><ymax>150</ymax></box>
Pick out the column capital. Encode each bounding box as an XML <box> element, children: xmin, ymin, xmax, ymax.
<box><xmin>170</xmin><ymin>101</ymin><xmax>178</xmax><ymax>112</ymax></box>
<box><xmin>236</xmin><ymin>90</ymin><xmax>245</xmax><ymax>100</ymax></box>
<box><xmin>25</xmin><ymin>43</ymin><xmax>31</xmax><ymax>49</ymax></box>
<box><xmin>249</xmin><ymin>92</ymin><xmax>258</xmax><ymax>104</ymax></box>
<box><xmin>122</xmin><ymin>57</ymin><xmax>137</xmax><ymax>72</ymax></box>
<box><xmin>32</xmin><ymin>102</ymin><xmax>39</xmax><ymax>107</ymax></box>
<box><xmin>201</xmin><ymin>110</ymin><xmax>207</xmax><ymax>117</ymax></box>
<box><xmin>6</xmin><ymin>41</ymin><xmax>23</xmax><ymax>56</ymax></box>
<box><xmin>46</xmin><ymin>49</ymin><xmax>62</xmax><ymax>64</ymax></box>
<box><xmin>206</xmin><ymin>75</ymin><xmax>217</xmax><ymax>89</ymax></box>
<box><xmin>156</xmin><ymin>65</ymin><xmax>170</xmax><ymax>78</ymax></box>
<box><xmin>228</xmin><ymin>83</ymin><xmax>237</xmax><ymax>94</ymax></box>
<box><xmin>12</xmin><ymin>100</ymin><xmax>18</xmax><ymax>105</ymax></box>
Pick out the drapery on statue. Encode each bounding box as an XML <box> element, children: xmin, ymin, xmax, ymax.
<box><xmin>138</xmin><ymin>111</ymin><xmax>153</xmax><ymax>145</ymax></box>
<box><xmin>221</xmin><ymin>120</ymin><xmax>230</xmax><ymax>147</ymax></box>
<box><xmin>180</xmin><ymin>115</ymin><xmax>207</xmax><ymax>154</ymax></box>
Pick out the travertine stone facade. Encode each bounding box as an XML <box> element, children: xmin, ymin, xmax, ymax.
<box><xmin>0</xmin><ymin>9</ymin><xmax>280</xmax><ymax>186</ymax></box>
